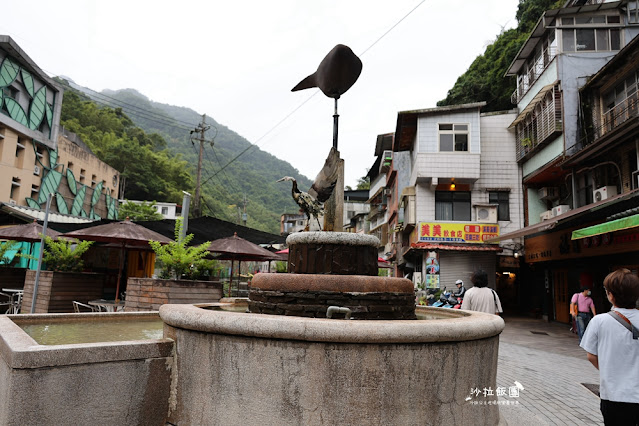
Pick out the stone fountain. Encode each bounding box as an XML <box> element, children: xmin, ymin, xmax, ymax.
<box><xmin>158</xmin><ymin>45</ymin><xmax>504</xmax><ymax>424</ymax></box>
<box><xmin>160</xmin><ymin>231</ymin><xmax>505</xmax><ymax>425</ymax></box>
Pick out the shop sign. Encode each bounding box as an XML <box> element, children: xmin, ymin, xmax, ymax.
<box><xmin>499</xmin><ymin>256</ymin><xmax>520</xmax><ymax>268</ymax></box>
<box><xmin>419</xmin><ymin>222</ymin><xmax>499</xmax><ymax>244</ymax></box>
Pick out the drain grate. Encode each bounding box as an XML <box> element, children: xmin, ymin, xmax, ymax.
<box><xmin>581</xmin><ymin>383</ymin><xmax>600</xmax><ymax>397</ymax></box>
<box><xmin>530</xmin><ymin>331</ymin><xmax>549</xmax><ymax>335</ymax></box>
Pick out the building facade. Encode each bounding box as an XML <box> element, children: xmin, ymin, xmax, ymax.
<box><xmin>392</xmin><ymin>103</ymin><xmax>523</xmax><ymax>296</ymax></box>
<box><xmin>0</xmin><ymin>36</ymin><xmax>119</xmax><ymax>224</ymax></box>
<box><xmin>499</xmin><ymin>0</ymin><xmax>639</xmax><ymax>322</ymax></box>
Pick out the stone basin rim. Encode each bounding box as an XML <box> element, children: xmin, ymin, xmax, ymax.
<box><xmin>159</xmin><ymin>304</ymin><xmax>505</xmax><ymax>344</ymax></box>
<box><xmin>286</xmin><ymin>231</ymin><xmax>379</xmax><ymax>247</ymax></box>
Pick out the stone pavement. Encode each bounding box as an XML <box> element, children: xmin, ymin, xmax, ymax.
<box><xmin>496</xmin><ymin>316</ymin><xmax>603</xmax><ymax>425</ymax></box>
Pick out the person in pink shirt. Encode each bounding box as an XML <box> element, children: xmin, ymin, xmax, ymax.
<box><xmin>571</xmin><ymin>286</ymin><xmax>596</xmax><ymax>343</ymax></box>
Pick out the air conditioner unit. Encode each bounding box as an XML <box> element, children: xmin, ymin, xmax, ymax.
<box><xmin>475</xmin><ymin>205</ymin><xmax>498</xmax><ymax>223</ymax></box>
<box><xmin>537</xmin><ymin>187</ymin><xmax>558</xmax><ymax>201</ymax></box>
<box><xmin>9</xmin><ymin>199</ymin><xmax>16</xmax><ymax>205</ymax></box>
<box><xmin>33</xmin><ymin>165</ymin><xmax>40</xmax><ymax>176</ymax></box>
<box><xmin>540</xmin><ymin>210</ymin><xmax>553</xmax><ymax>221</ymax></box>
<box><xmin>593</xmin><ymin>186</ymin><xmax>618</xmax><ymax>202</ymax></box>
<box><xmin>552</xmin><ymin>205</ymin><xmax>570</xmax><ymax>217</ymax></box>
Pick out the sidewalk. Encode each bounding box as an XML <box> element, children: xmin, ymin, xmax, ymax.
<box><xmin>497</xmin><ymin>316</ymin><xmax>603</xmax><ymax>425</ymax></box>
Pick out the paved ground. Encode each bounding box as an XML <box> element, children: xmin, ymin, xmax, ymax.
<box><xmin>497</xmin><ymin>316</ymin><xmax>603</xmax><ymax>425</ymax></box>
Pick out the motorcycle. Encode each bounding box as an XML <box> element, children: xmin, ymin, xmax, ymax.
<box><xmin>432</xmin><ymin>287</ymin><xmax>450</xmax><ymax>307</ymax></box>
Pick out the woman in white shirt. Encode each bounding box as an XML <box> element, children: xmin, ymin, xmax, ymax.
<box><xmin>580</xmin><ymin>268</ymin><xmax>639</xmax><ymax>426</ymax></box>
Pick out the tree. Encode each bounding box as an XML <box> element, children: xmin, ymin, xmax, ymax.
<box><xmin>118</xmin><ymin>200</ymin><xmax>164</xmax><ymax>221</ymax></box>
<box><xmin>357</xmin><ymin>175</ymin><xmax>370</xmax><ymax>190</ymax></box>
<box><xmin>437</xmin><ymin>0</ymin><xmax>563</xmax><ymax>112</ymax></box>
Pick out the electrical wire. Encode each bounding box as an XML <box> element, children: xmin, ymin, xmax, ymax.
<box><xmin>200</xmin><ymin>0</ymin><xmax>426</xmax><ymax>184</ymax></box>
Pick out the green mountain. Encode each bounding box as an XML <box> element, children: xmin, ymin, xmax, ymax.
<box><xmin>56</xmin><ymin>81</ymin><xmax>311</xmax><ymax>234</ymax></box>
<box><xmin>438</xmin><ymin>0</ymin><xmax>563</xmax><ymax>112</ymax></box>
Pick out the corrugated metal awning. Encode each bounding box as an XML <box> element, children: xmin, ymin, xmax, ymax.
<box><xmin>509</xmin><ymin>82</ymin><xmax>557</xmax><ymax>129</ymax></box>
<box><xmin>0</xmin><ymin>202</ymin><xmax>95</xmax><ymax>224</ymax></box>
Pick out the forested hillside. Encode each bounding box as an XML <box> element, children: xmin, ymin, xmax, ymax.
<box><xmin>56</xmin><ymin>83</ymin><xmax>311</xmax><ymax>234</ymax></box>
<box><xmin>438</xmin><ymin>0</ymin><xmax>563</xmax><ymax>112</ymax></box>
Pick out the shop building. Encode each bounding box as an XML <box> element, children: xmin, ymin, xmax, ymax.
<box><xmin>392</xmin><ymin>102</ymin><xmax>523</xmax><ymax>297</ymax></box>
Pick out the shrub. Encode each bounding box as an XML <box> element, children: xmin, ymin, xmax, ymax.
<box><xmin>148</xmin><ymin>217</ymin><xmax>218</xmax><ymax>280</ymax></box>
<box><xmin>43</xmin><ymin>236</ymin><xmax>94</xmax><ymax>272</ymax></box>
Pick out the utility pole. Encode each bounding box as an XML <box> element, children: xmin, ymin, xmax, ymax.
<box><xmin>241</xmin><ymin>194</ymin><xmax>248</xmax><ymax>226</ymax></box>
<box><xmin>191</xmin><ymin>114</ymin><xmax>210</xmax><ymax>218</ymax></box>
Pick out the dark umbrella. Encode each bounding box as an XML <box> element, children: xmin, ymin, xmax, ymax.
<box><xmin>0</xmin><ymin>220</ymin><xmax>63</xmax><ymax>242</ymax></box>
<box><xmin>0</xmin><ymin>220</ymin><xmax>67</xmax><ymax>268</ymax></box>
<box><xmin>208</xmin><ymin>233</ymin><xmax>281</xmax><ymax>296</ymax></box>
<box><xmin>62</xmin><ymin>219</ymin><xmax>172</xmax><ymax>300</ymax></box>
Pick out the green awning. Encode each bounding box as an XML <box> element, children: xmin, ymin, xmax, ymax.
<box><xmin>571</xmin><ymin>214</ymin><xmax>639</xmax><ymax>240</ymax></box>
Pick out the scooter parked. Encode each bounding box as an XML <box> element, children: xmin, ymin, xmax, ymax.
<box><xmin>432</xmin><ymin>287</ymin><xmax>449</xmax><ymax>307</ymax></box>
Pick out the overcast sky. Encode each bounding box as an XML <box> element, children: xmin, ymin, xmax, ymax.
<box><xmin>2</xmin><ymin>0</ymin><xmax>520</xmax><ymax>188</ymax></box>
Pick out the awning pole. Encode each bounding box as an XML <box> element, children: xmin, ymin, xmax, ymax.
<box><xmin>31</xmin><ymin>193</ymin><xmax>52</xmax><ymax>313</ymax></box>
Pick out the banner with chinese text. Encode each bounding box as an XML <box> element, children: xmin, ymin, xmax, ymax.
<box><xmin>419</xmin><ymin>222</ymin><xmax>499</xmax><ymax>244</ymax></box>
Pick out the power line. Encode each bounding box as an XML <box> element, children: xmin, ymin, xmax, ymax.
<box><xmin>57</xmin><ymin>79</ymin><xmax>199</xmax><ymax>130</ymax></box>
<box><xmin>200</xmin><ymin>0</ymin><xmax>426</xmax><ymax>184</ymax></box>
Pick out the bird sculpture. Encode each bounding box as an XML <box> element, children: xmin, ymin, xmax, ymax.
<box><xmin>277</xmin><ymin>147</ymin><xmax>340</xmax><ymax>231</ymax></box>
<box><xmin>292</xmin><ymin>44</ymin><xmax>362</xmax><ymax>99</ymax></box>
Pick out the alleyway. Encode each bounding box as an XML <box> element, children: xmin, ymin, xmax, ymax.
<box><xmin>497</xmin><ymin>317</ymin><xmax>603</xmax><ymax>425</ymax></box>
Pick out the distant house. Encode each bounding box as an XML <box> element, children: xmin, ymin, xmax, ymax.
<box><xmin>120</xmin><ymin>200</ymin><xmax>179</xmax><ymax>220</ymax></box>
<box><xmin>280</xmin><ymin>212</ymin><xmax>307</xmax><ymax>236</ymax></box>
<box><xmin>343</xmin><ymin>189</ymin><xmax>369</xmax><ymax>234</ymax></box>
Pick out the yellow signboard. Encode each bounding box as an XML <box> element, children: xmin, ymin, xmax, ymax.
<box><xmin>418</xmin><ymin>222</ymin><xmax>499</xmax><ymax>244</ymax></box>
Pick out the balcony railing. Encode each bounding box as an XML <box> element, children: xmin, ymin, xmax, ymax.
<box><xmin>515</xmin><ymin>86</ymin><xmax>563</xmax><ymax>161</ymax></box>
<box><xmin>511</xmin><ymin>46</ymin><xmax>557</xmax><ymax>105</ymax></box>
<box><xmin>599</xmin><ymin>94</ymin><xmax>639</xmax><ymax>139</ymax></box>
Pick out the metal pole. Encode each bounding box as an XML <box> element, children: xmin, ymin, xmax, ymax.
<box><xmin>332</xmin><ymin>97</ymin><xmax>339</xmax><ymax>150</ymax></box>
<box><xmin>31</xmin><ymin>193</ymin><xmax>52</xmax><ymax>313</ymax></box>
<box><xmin>180</xmin><ymin>191</ymin><xmax>191</xmax><ymax>243</ymax></box>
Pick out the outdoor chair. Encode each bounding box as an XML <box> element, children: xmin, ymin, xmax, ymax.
<box><xmin>0</xmin><ymin>292</ymin><xmax>13</xmax><ymax>314</ymax></box>
<box><xmin>1</xmin><ymin>291</ymin><xmax>22</xmax><ymax>314</ymax></box>
<box><xmin>72</xmin><ymin>301</ymin><xmax>97</xmax><ymax>313</ymax></box>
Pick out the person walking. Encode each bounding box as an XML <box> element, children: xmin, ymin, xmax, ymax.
<box><xmin>460</xmin><ymin>270</ymin><xmax>502</xmax><ymax>315</ymax></box>
<box><xmin>580</xmin><ymin>268</ymin><xmax>639</xmax><ymax>425</ymax></box>
<box><xmin>571</xmin><ymin>286</ymin><xmax>596</xmax><ymax>343</ymax></box>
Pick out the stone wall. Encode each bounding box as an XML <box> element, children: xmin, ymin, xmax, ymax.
<box><xmin>125</xmin><ymin>277</ymin><xmax>223</xmax><ymax>311</ymax></box>
<box><xmin>249</xmin><ymin>289</ymin><xmax>415</xmax><ymax>319</ymax></box>
<box><xmin>0</xmin><ymin>313</ymin><xmax>172</xmax><ymax>425</ymax></box>
<box><xmin>161</xmin><ymin>304</ymin><xmax>505</xmax><ymax>425</ymax></box>
<box><xmin>22</xmin><ymin>270</ymin><xmax>105</xmax><ymax>313</ymax></box>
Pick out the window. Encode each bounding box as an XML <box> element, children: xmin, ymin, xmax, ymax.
<box><xmin>489</xmin><ymin>191</ymin><xmax>510</xmax><ymax>221</ymax></box>
<box><xmin>439</xmin><ymin>124</ymin><xmax>469</xmax><ymax>152</ymax></box>
<box><xmin>435</xmin><ymin>191</ymin><xmax>471</xmax><ymax>221</ymax></box>
<box><xmin>161</xmin><ymin>207</ymin><xmax>169</xmax><ymax>215</ymax></box>
<box><xmin>560</xmin><ymin>15</ymin><xmax>621</xmax><ymax>52</ymax></box>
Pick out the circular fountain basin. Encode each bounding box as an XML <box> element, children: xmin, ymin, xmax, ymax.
<box><xmin>160</xmin><ymin>304</ymin><xmax>505</xmax><ymax>425</ymax></box>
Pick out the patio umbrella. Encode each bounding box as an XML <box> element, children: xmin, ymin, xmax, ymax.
<box><xmin>0</xmin><ymin>220</ymin><xmax>68</xmax><ymax>267</ymax></box>
<box><xmin>62</xmin><ymin>219</ymin><xmax>172</xmax><ymax>300</ymax></box>
<box><xmin>208</xmin><ymin>233</ymin><xmax>281</xmax><ymax>295</ymax></box>
<box><xmin>0</xmin><ymin>220</ymin><xmax>63</xmax><ymax>242</ymax></box>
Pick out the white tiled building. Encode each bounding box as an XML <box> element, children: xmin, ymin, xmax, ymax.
<box><xmin>393</xmin><ymin>103</ymin><xmax>522</xmax><ymax>289</ymax></box>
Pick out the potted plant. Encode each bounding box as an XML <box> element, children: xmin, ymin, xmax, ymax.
<box><xmin>126</xmin><ymin>218</ymin><xmax>224</xmax><ymax>311</ymax></box>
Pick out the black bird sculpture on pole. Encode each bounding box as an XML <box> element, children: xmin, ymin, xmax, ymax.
<box><xmin>277</xmin><ymin>147</ymin><xmax>340</xmax><ymax>231</ymax></box>
<box><xmin>292</xmin><ymin>44</ymin><xmax>362</xmax><ymax>150</ymax></box>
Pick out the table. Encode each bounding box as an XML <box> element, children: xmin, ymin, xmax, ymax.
<box><xmin>88</xmin><ymin>299</ymin><xmax>125</xmax><ymax>312</ymax></box>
